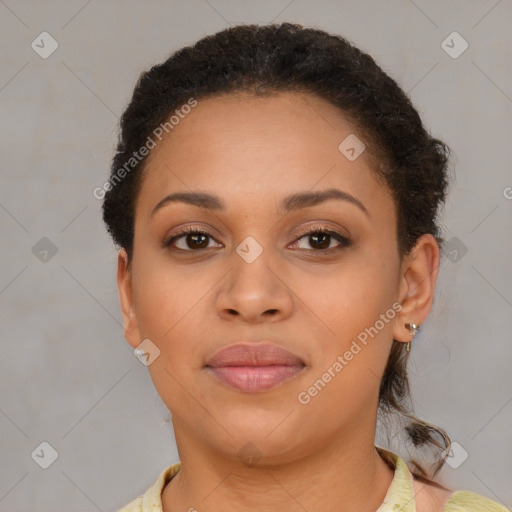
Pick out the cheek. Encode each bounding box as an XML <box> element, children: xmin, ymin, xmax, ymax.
<box><xmin>304</xmin><ymin>250</ymin><xmax>398</xmax><ymax>390</ymax></box>
<box><xmin>131</xmin><ymin>258</ymin><xmax>223</xmax><ymax>383</ymax></box>
<box><xmin>318</xmin><ymin>250</ymin><xmax>398</xmax><ymax>331</ymax></box>
<box><xmin>297</xmin><ymin>285</ymin><xmax>396</xmax><ymax>426</ymax></box>
<box><xmin>132</xmin><ymin>250</ymin><xmax>207</xmax><ymax>335</ymax></box>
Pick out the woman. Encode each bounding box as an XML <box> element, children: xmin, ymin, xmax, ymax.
<box><xmin>102</xmin><ymin>22</ymin><xmax>507</xmax><ymax>512</ymax></box>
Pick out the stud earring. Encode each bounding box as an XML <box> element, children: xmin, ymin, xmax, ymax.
<box><xmin>404</xmin><ymin>322</ymin><xmax>420</xmax><ymax>352</ymax></box>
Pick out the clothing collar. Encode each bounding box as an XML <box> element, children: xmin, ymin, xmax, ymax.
<box><xmin>376</xmin><ymin>446</ymin><xmax>417</xmax><ymax>512</ymax></box>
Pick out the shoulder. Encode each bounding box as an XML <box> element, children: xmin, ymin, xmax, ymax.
<box><xmin>444</xmin><ymin>490</ymin><xmax>510</xmax><ymax>512</ymax></box>
<box><xmin>116</xmin><ymin>462</ymin><xmax>181</xmax><ymax>512</ymax></box>
<box><xmin>117</xmin><ymin>495</ymin><xmax>142</xmax><ymax>512</ymax></box>
<box><xmin>412</xmin><ymin>478</ymin><xmax>509</xmax><ymax>512</ymax></box>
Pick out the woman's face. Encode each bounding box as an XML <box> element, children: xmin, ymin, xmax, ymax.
<box><xmin>118</xmin><ymin>91</ymin><xmax>419</xmax><ymax>463</ymax></box>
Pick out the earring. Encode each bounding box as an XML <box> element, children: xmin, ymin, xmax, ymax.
<box><xmin>404</xmin><ymin>322</ymin><xmax>420</xmax><ymax>352</ymax></box>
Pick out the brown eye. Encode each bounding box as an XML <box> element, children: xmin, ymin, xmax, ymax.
<box><xmin>291</xmin><ymin>227</ymin><xmax>351</xmax><ymax>252</ymax></box>
<box><xmin>163</xmin><ymin>228</ymin><xmax>222</xmax><ymax>251</ymax></box>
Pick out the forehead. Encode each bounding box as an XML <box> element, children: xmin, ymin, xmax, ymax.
<box><xmin>135</xmin><ymin>91</ymin><xmax>391</xmax><ymax>218</ymax></box>
<box><xmin>146</xmin><ymin>90</ymin><xmax>362</xmax><ymax>159</ymax></box>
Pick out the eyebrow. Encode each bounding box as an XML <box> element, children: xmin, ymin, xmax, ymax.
<box><xmin>150</xmin><ymin>188</ymin><xmax>369</xmax><ymax>218</ymax></box>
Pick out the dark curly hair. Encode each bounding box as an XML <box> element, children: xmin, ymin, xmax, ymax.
<box><xmin>101</xmin><ymin>22</ymin><xmax>452</xmax><ymax>479</ymax></box>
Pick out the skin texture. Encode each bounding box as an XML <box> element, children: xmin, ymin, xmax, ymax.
<box><xmin>117</xmin><ymin>91</ymin><xmax>447</xmax><ymax>511</ymax></box>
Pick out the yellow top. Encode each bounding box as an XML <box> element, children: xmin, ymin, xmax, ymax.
<box><xmin>117</xmin><ymin>447</ymin><xmax>509</xmax><ymax>512</ymax></box>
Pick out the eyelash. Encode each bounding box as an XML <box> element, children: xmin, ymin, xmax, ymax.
<box><xmin>162</xmin><ymin>224</ymin><xmax>351</xmax><ymax>253</ymax></box>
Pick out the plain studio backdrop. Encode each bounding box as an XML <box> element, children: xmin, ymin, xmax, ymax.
<box><xmin>0</xmin><ymin>1</ymin><xmax>511</xmax><ymax>511</ymax></box>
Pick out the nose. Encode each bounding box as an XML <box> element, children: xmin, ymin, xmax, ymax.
<box><xmin>215</xmin><ymin>252</ymin><xmax>294</xmax><ymax>324</ymax></box>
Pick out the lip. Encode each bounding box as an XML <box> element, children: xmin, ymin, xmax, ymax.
<box><xmin>205</xmin><ymin>342</ymin><xmax>306</xmax><ymax>392</ymax></box>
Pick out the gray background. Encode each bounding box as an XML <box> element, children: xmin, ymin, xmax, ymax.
<box><xmin>1</xmin><ymin>1</ymin><xmax>511</xmax><ymax>511</ymax></box>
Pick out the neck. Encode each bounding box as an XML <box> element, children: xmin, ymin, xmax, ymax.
<box><xmin>162</xmin><ymin>422</ymin><xmax>395</xmax><ymax>512</ymax></box>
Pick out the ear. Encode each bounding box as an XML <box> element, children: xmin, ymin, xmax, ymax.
<box><xmin>393</xmin><ymin>234</ymin><xmax>440</xmax><ymax>343</ymax></box>
<box><xmin>117</xmin><ymin>248</ymin><xmax>141</xmax><ymax>349</ymax></box>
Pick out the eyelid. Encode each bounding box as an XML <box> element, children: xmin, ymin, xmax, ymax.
<box><xmin>293</xmin><ymin>222</ymin><xmax>350</xmax><ymax>240</ymax></box>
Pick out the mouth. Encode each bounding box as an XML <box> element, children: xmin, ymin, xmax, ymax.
<box><xmin>204</xmin><ymin>342</ymin><xmax>306</xmax><ymax>393</ymax></box>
